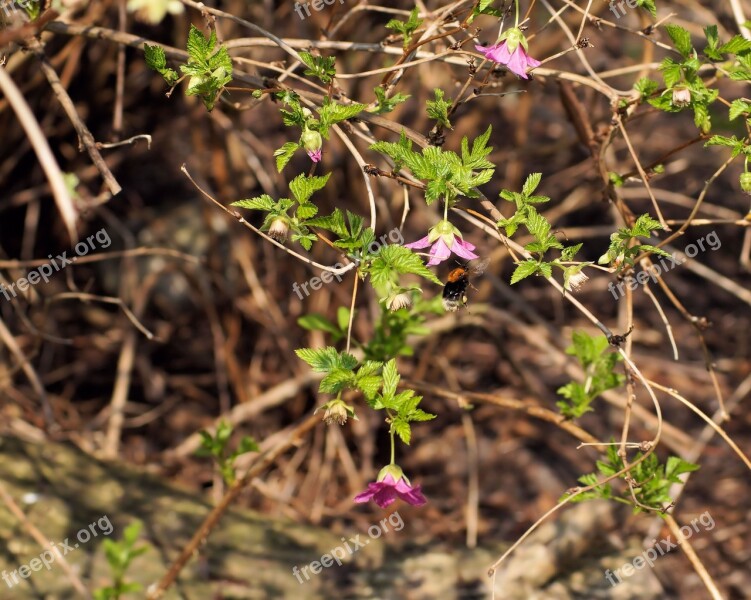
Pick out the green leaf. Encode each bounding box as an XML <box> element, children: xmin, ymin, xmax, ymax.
<box><xmin>665</xmin><ymin>24</ymin><xmax>693</xmax><ymax>58</ymax></box>
<box><xmin>296</xmin><ymin>204</ymin><xmax>318</xmax><ymax>220</ymax></box>
<box><xmin>634</xmin><ymin>77</ymin><xmax>659</xmax><ymax>98</ymax></box>
<box><xmin>143</xmin><ymin>43</ymin><xmax>179</xmax><ymax>85</ymax></box>
<box><xmin>631</xmin><ymin>214</ymin><xmax>663</xmax><ymax>237</ymax></box>
<box><xmin>144</xmin><ymin>44</ymin><xmax>167</xmax><ymax>70</ymax></box>
<box><xmin>298</xmin><ymin>314</ymin><xmax>343</xmax><ymax>339</ymax></box>
<box><xmin>426</xmin><ymin>88</ymin><xmax>452</xmax><ymax>129</ymax></box>
<box><xmin>289</xmin><ymin>173</ymin><xmax>331</xmax><ymax>204</ymax></box>
<box><xmin>561</xmin><ymin>243</ymin><xmax>583</xmax><ymax>261</ymax></box>
<box><xmin>719</xmin><ymin>35</ymin><xmax>751</xmax><ymax>55</ymax></box>
<box><xmin>522</xmin><ymin>172</ymin><xmax>543</xmax><ymax>196</ymax></box>
<box><xmin>510</xmin><ymin>260</ymin><xmax>539</xmax><ymax>284</ymax></box>
<box><xmin>385</xmin><ymin>7</ymin><xmax>423</xmax><ymax>48</ymax></box>
<box><xmin>273</xmin><ymin>142</ymin><xmax>300</xmax><ymax>172</ymax></box>
<box><xmin>319</xmin><ymin>98</ymin><xmax>366</xmax><ymax>133</ymax></box>
<box><xmin>337</xmin><ymin>306</ymin><xmax>351</xmax><ymax>331</ymax></box>
<box><xmin>392</xmin><ymin>418</ymin><xmax>412</xmax><ymax>444</ymax></box>
<box><xmin>636</xmin><ymin>0</ymin><xmax>656</xmax><ymax>17</ymax></box>
<box><xmin>382</xmin><ymin>359</ymin><xmax>399</xmax><ymax>399</ymax></box>
<box><xmin>319</xmin><ymin>368</ymin><xmax>356</xmax><ymax>394</ymax></box>
<box><xmin>665</xmin><ymin>456</ymin><xmax>700</xmax><ymax>482</ymax></box>
<box><xmin>371</xmin><ymin>87</ymin><xmax>411</xmax><ymax>114</ymax></box>
<box><xmin>461</xmin><ymin>126</ymin><xmax>494</xmax><ymax>170</ymax></box>
<box><xmin>295</xmin><ymin>347</ymin><xmax>357</xmax><ymax>372</ymax></box>
<box><xmin>729</xmin><ymin>100</ymin><xmax>751</xmax><ymax>120</ymax></box>
<box><xmin>231</xmin><ymin>195</ymin><xmax>275</xmax><ymax>211</ymax></box>
<box><xmin>299</xmin><ymin>52</ymin><xmax>337</xmax><ymax>84</ymax></box>
<box><xmin>369</xmin><ymin>245</ymin><xmax>442</xmax><ymax>286</ymax></box>
<box><xmin>186</xmin><ymin>25</ymin><xmax>214</xmax><ymax>65</ymax></box>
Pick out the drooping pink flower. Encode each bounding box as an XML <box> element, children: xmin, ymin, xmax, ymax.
<box><xmin>354</xmin><ymin>472</ymin><xmax>427</xmax><ymax>508</ymax></box>
<box><xmin>404</xmin><ymin>220</ymin><xmax>479</xmax><ymax>266</ymax></box>
<box><xmin>475</xmin><ymin>27</ymin><xmax>541</xmax><ymax>79</ymax></box>
<box><xmin>307</xmin><ymin>148</ymin><xmax>322</xmax><ymax>163</ymax></box>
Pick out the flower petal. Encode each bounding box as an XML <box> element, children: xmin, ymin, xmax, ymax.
<box><xmin>398</xmin><ymin>485</ymin><xmax>427</xmax><ymax>506</ymax></box>
<box><xmin>504</xmin><ymin>47</ymin><xmax>529</xmax><ymax>78</ymax></box>
<box><xmin>427</xmin><ymin>238</ymin><xmax>452</xmax><ymax>266</ymax></box>
<box><xmin>475</xmin><ymin>42</ymin><xmax>512</xmax><ymax>64</ymax></box>
<box><xmin>354</xmin><ymin>481</ymin><xmax>385</xmax><ymax>503</ymax></box>
<box><xmin>404</xmin><ymin>235</ymin><xmax>432</xmax><ymax>250</ymax></box>
<box><xmin>451</xmin><ymin>238</ymin><xmax>480</xmax><ymax>261</ymax></box>
<box><xmin>372</xmin><ymin>487</ymin><xmax>399</xmax><ymax>508</ymax></box>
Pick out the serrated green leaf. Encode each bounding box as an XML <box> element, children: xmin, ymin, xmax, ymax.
<box><xmin>231</xmin><ymin>195</ymin><xmax>275</xmax><ymax>211</ymax></box>
<box><xmin>144</xmin><ymin>44</ymin><xmax>167</xmax><ymax>70</ymax></box>
<box><xmin>511</xmin><ymin>260</ymin><xmax>539</xmax><ymax>284</ymax></box>
<box><xmin>289</xmin><ymin>173</ymin><xmax>331</xmax><ymax>204</ymax></box>
<box><xmin>273</xmin><ymin>142</ymin><xmax>300</xmax><ymax>172</ymax></box>
<box><xmin>370</xmin><ymin>245</ymin><xmax>442</xmax><ymax>286</ymax></box>
<box><xmin>665</xmin><ymin>24</ymin><xmax>693</xmax><ymax>58</ymax></box>
<box><xmin>522</xmin><ymin>173</ymin><xmax>543</xmax><ymax>196</ymax></box>
<box><xmin>382</xmin><ymin>358</ymin><xmax>399</xmax><ymax>399</ymax></box>
<box><xmin>426</xmin><ymin>88</ymin><xmax>452</xmax><ymax>129</ymax></box>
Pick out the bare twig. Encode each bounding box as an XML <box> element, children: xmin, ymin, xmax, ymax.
<box><xmin>0</xmin><ymin>64</ymin><xmax>78</xmax><ymax>245</ymax></box>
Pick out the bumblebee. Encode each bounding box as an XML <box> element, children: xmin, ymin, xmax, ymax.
<box><xmin>442</xmin><ymin>258</ymin><xmax>490</xmax><ymax>312</ymax></box>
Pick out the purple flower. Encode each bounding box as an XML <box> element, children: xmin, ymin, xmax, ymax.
<box><xmin>475</xmin><ymin>28</ymin><xmax>541</xmax><ymax>79</ymax></box>
<box><xmin>354</xmin><ymin>472</ymin><xmax>427</xmax><ymax>508</ymax></box>
<box><xmin>307</xmin><ymin>148</ymin><xmax>322</xmax><ymax>163</ymax></box>
<box><xmin>404</xmin><ymin>219</ymin><xmax>479</xmax><ymax>266</ymax></box>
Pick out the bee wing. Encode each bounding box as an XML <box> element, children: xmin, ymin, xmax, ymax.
<box><xmin>469</xmin><ymin>257</ymin><xmax>490</xmax><ymax>276</ymax></box>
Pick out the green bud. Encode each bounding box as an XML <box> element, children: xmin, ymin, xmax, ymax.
<box><xmin>301</xmin><ymin>129</ymin><xmax>322</xmax><ymax>153</ymax></box>
<box><xmin>741</xmin><ymin>172</ymin><xmax>751</xmax><ymax>195</ymax></box>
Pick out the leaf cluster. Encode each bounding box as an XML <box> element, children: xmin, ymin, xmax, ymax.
<box><xmin>231</xmin><ymin>173</ymin><xmax>331</xmax><ymax>250</ymax></box>
<box><xmin>635</xmin><ymin>24</ymin><xmax>751</xmax><ymax>132</ymax></box>
<box><xmin>497</xmin><ymin>174</ymin><xmax>586</xmax><ymax>285</ymax></box>
<box><xmin>273</xmin><ymin>94</ymin><xmax>366</xmax><ymax>171</ymax></box>
<box><xmin>385</xmin><ymin>8</ymin><xmax>423</xmax><ymax>48</ymax></box>
<box><xmin>371</xmin><ymin>125</ymin><xmax>495</xmax><ymax>205</ymax></box>
<box><xmin>144</xmin><ymin>25</ymin><xmax>233</xmax><ymax>110</ymax></box>
<box><xmin>564</xmin><ymin>444</ymin><xmax>700</xmax><ymax>513</ymax></box>
<box><xmin>195</xmin><ymin>420</ymin><xmax>259</xmax><ymax>485</ymax></box>
<box><xmin>93</xmin><ymin>522</ymin><xmax>149</xmax><ymax>600</ymax></box>
<box><xmin>556</xmin><ymin>331</ymin><xmax>624</xmax><ymax>418</ymax></box>
<box><xmin>598</xmin><ymin>214</ymin><xmax>671</xmax><ymax>270</ymax></box>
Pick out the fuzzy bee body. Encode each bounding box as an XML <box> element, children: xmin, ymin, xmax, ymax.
<box><xmin>441</xmin><ymin>258</ymin><xmax>489</xmax><ymax>312</ymax></box>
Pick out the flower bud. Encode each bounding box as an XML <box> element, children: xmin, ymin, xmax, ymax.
<box><xmin>741</xmin><ymin>172</ymin><xmax>751</xmax><ymax>195</ymax></box>
<box><xmin>317</xmin><ymin>399</ymin><xmax>355</xmax><ymax>425</ymax></box>
<box><xmin>671</xmin><ymin>86</ymin><xmax>691</xmax><ymax>108</ymax></box>
<box><xmin>387</xmin><ymin>292</ymin><xmax>412</xmax><ymax>311</ymax></box>
<box><xmin>564</xmin><ymin>270</ymin><xmax>589</xmax><ymax>292</ymax></box>
<box><xmin>301</xmin><ymin>129</ymin><xmax>322</xmax><ymax>154</ymax></box>
<box><xmin>268</xmin><ymin>217</ymin><xmax>290</xmax><ymax>243</ymax></box>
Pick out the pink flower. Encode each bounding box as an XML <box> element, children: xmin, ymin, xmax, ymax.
<box><xmin>475</xmin><ymin>28</ymin><xmax>541</xmax><ymax>79</ymax></box>
<box><xmin>354</xmin><ymin>472</ymin><xmax>427</xmax><ymax>508</ymax></box>
<box><xmin>404</xmin><ymin>219</ymin><xmax>479</xmax><ymax>266</ymax></box>
<box><xmin>307</xmin><ymin>148</ymin><xmax>322</xmax><ymax>163</ymax></box>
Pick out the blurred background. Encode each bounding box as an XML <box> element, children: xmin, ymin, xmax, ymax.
<box><xmin>0</xmin><ymin>0</ymin><xmax>749</xmax><ymax>598</ymax></box>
